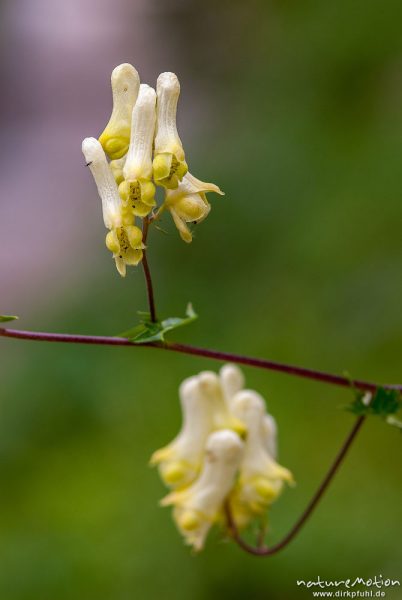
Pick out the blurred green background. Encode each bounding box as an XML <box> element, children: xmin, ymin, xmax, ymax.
<box><xmin>1</xmin><ymin>1</ymin><xmax>402</xmax><ymax>599</ymax></box>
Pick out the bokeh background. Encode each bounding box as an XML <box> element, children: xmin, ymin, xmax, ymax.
<box><xmin>1</xmin><ymin>0</ymin><xmax>401</xmax><ymax>598</ymax></box>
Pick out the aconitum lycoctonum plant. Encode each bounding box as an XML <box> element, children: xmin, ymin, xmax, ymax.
<box><xmin>1</xmin><ymin>62</ymin><xmax>400</xmax><ymax>559</ymax></box>
<box><xmin>82</xmin><ymin>64</ymin><xmax>293</xmax><ymax>551</ymax></box>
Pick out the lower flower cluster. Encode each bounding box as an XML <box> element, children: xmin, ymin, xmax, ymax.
<box><xmin>151</xmin><ymin>364</ymin><xmax>294</xmax><ymax>551</ymax></box>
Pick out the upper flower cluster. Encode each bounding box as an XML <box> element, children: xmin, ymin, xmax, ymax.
<box><xmin>151</xmin><ymin>364</ymin><xmax>294</xmax><ymax>551</ymax></box>
<box><xmin>82</xmin><ymin>64</ymin><xmax>223</xmax><ymax>276</ymax></box>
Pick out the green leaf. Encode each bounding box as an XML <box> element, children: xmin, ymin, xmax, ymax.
<box><xmin>386</xmin><ymin>415</ymin><xmax>402</xmax><ymax>432</ymax></box>
<box><xmin>120</xmin><ymin>303</ymin><xmax>198</xmax><ymax>344</ymax></box>
<box><xmin>347</xmin><ymin>387</ymin><xmax>402</xmax><ymax>417</ymax></box>
<box><xmin>0</xmin><ymin>314</ymin><xmax>18</xmax><ymax>323</ymax></box>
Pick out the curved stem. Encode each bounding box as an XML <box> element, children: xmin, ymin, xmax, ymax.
<box><xmin>141</xmin><ymin>217</ymin><xmax>157</xmax><ymax>322</ymax></box>
<box><xmin>225</xmin><ymin>415</ymin><xmax>366</xmax><ymax>556</ymax></box>
<box><xmin>164</xmin><ymin>342</ymin><xmax>401</xmax><ymax>393</ymax></box>
<box><xmin>0</xmin><ymin>328</ymin><xmax>400</xmax><ymax>393</ymax></box>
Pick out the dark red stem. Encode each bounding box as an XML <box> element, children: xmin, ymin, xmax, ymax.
<box><xmin>141</xmin><ymin>217</ymin><xmax>157</xmax><ymax>322</ymax></box>
<box><xmin>0</xmin><ymin>329</ymin><xmax>400</xmax><ymax>394</ymax></box>
<box><xmin>225</xmin><ymin>415</ymin><xmax>366</xmax><ymax>556</ymax></box>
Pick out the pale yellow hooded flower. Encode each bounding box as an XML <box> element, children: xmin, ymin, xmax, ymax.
<box><xmin>153</xmin><ymin>72</ymin><xmax>188</xmax><ymax>189</ymax></box>
<box><xmin>165</xmin><ymin>172</ymin><xmax>224</xmax><ymax>243</ymax></box>
<box><xmin>229</xmin><ymin>390</ymin><xmax>294</xmax><ymax>527</ymax></box>
<box><xmin>82</xmin><ymin>137</ymin><xmax>145</xmax><ymax>277</ymax></box>
<box><xmin>220</xmin><ymin>364</ymin><xmax>278</xmax><ymax>459</ymax></box>
<box><xmin>161</xmin><ymin>430</ymin><xmax>244</xmax><ymax>551</ymax></box>
<box><xmin>99</xmin><ymin>63</ymin><xmax>140</xmax><ymax>160</ymax></box>
<box><xmin>119</xmin><ymin>84</ymin><xmax>157</xmax><ymax>217</ymax></box>
<box><xmin>197</xmin><ymin>370</ymin><xmax>246</xmax><ymax>436</ymax></box>
<box><xmin>150</xmin><ymin>375</ymin><xmax>214</xmax><ymax>488</ymax></box>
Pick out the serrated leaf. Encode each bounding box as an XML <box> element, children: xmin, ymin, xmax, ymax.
<box><xmin>0</xmin><ymin>315</ymin><xmax>18</xmax><ymax>323</ymax></box>
<box><xmin>347</xmin><ymin>388</ymin><xmax>402</xmax><ymax>417</ymax></box>
<box><xmin>120</xmin><ymin>303</ymin><xmax>198</xmax><ymax>344</ymax></box>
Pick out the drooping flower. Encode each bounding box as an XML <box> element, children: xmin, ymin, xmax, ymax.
<box><xmin>119</xmin><ymin>84</ymin><xmax>157</xmax><ymax>218</ymax></box>
<box><xmin>197</xmin><ymin>370</ymin><xmax>246</xmax><ymax>436</ymax></box>
<box><xmin>220</xmin><ymin>364</ymin><xmax>278</xmax><ymax>458</ymax></box>
<box><xmin>161</xmin><ymin>430</ymin><xmax>244</xmax><ymax>551</ymax></box>
<box><xmin>164</xmin><ymin>172</ymin><xmax>224</xmax><ymax>243</ymax></box>
<box><xmin>229</xmin><ymin>389</ymin><xmax>294</xmax><ymax>527</ymax></box>
<box><xmin>98</xmin><ymin>63</ymin><xmax>140</xmax><ymax>160</ymax></box>
<box><xmin>82</xmin><ymin>137</ymin><xmax>145</xmax><ymax>277</ymax></box>
<box><xmin>150</xmin><ymin>375</ymin><xmax>214</xmax><ymax>488</ymax></box>
<box><xmin>153</xmin><ymin>72</ymin><xmax>188</xmax><ymax>189</ymax></box>
<box><xmin>152</xmin><ymin>365</ymin><xmax>293</xmax><ymax>549</ymax></box>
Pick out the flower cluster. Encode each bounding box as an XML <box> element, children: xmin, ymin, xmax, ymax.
<box><xmin>82</xmin><ymin>64</ymin><xmax>224</xmax><ymax>276</ymax></box>
<box><xmin>151</xmin><ymin>364</ymin><xmax>294</xmax><ymax>551</ymax></box>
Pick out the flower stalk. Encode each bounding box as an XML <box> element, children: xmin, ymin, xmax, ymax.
<box><xmin>224</xmin><ymin>415</ymin><xmax>366</xmax><ymax>556</ymax></box>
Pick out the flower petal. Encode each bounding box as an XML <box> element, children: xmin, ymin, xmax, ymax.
<box><xmin>123</xmin><ymin>84</ymin><xmax>156</xmax><ymax>182</ymax></box>
<box><xmin>155</xmin><ymin>72</ymin><xmax>184</xmax><ymax>159</ymax></box>
<box><xmin>82</xmin><ymin>137</ymin><xmax>122</xmax><ymax>229</ymax></box>
<box><xmin>99</xmin><ymin>63</ymin><xmax>140</xmax><ymax>160</ymax></box>
<box><xmin>162</xmin><ymin>430</ymin><xmax>244</xmax><ymax>551</ymax></box>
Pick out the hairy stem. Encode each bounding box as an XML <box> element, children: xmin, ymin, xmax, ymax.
<box><xmin>141</xmin><ymin>217</ymin><xmax>157</xmax><ymax>322</ymax></box>
<box><xmin>224</xmin><ymin>415</ymin><xmax>366</xmax><ymax>556</ymax></box>
<box><xmin>0</xmin><ymin>328</ymin><xmax>400</xmax><ymax>393</ymax></box>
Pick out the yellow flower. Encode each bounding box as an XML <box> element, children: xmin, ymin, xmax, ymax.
<box><xmin>105</xmin><ymin>222</ymin><xmax>145</xmax><ymax>277</ymax></box>
<box><xmin>82</xmin><ymin>137</ymin><xmax>145</xmax><ymax>277</ymax></box>
<box><xmin>99</xmin><ymin>63</ymin><xmax>140</xmax><ymax>160</ymax></box>
<box><xmin>161</xmin><ymin>430</ymin><xmax>244</xmax><ymax>551</ymax></box>
<box><xmin>229</xmin><ymin>390</ymin><xmax>294</xmax><ymax>526</ymax></box>
<box><xmin>117</xmin><ymin>84</ymin><xmax>157</xmax><ymax>218</ymax></box>
<box><xmin>197</xmin><ymin>370</ymin><xmax>246</xmax><ymax>436</ymax></box>
<box><xmin>150</xmin><ymin>375</ymin><xmax>214</xmax><ymax>488</ymax></box>
<box><xmin>153</xmin><ymin>72</ymin><xmax>188</xmax><ymax>189</ymax></box>
<box><xmin>152</xmin><ymin>365</ymin><xmax>294</xmax><ymax>549</ymax></box>
<box><xmin>165</xmin><ymin>172</ymin><xmax>224</xmax><ymax>243</ymax></box>
<box><xmin>220</xmin><ymin>364</ymin><xmax>278</xmax><ymax>459</ymax></box>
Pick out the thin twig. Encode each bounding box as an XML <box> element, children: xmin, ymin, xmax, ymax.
<box><xmin>224</xmin><ymin>415</ymin><xmax>366</xmax><ymax>556</ymax></box>
<box><xmin>0</xmin><ymin>328</ymin><xmax>400</xmax><ymax>393</ymax></box>
<box><xmin>141</xmin><ymin>217</ymin><xmax>157</xmax><ymax>322</ymax></box>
